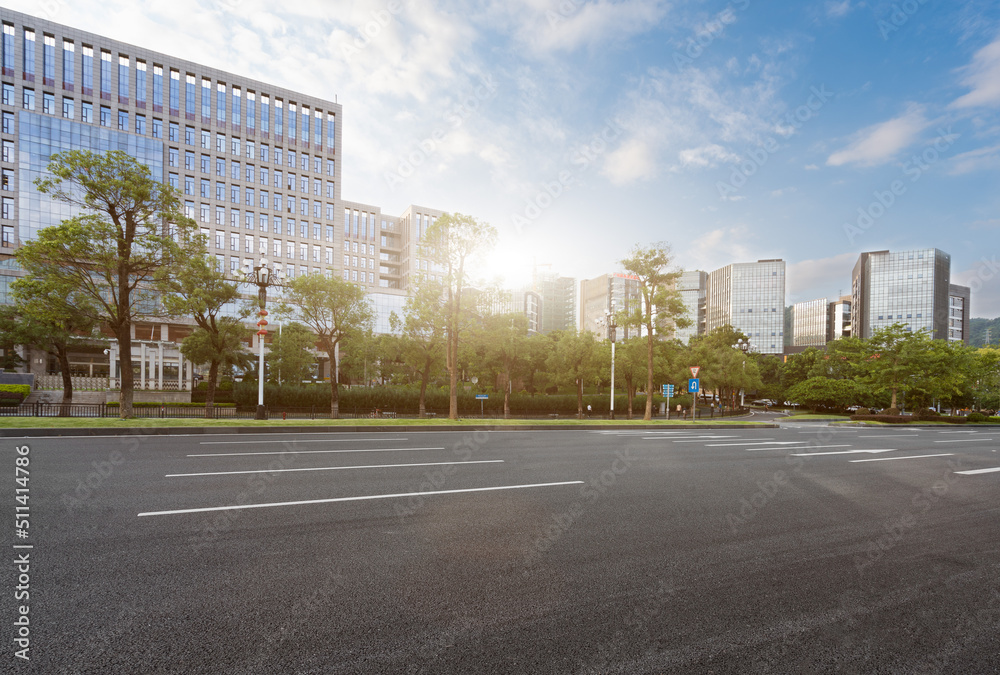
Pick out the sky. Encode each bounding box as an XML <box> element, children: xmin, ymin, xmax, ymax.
<box><xmin>11</xmin><ymin>0</ymin><xmax>1000</xmax><ymax>315</ymax></box>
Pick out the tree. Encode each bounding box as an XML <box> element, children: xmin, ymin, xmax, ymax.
<box><xmin>391</xmin><ymin>275</ymin><xmax>448</xmax><ymax>417</ymax></box>
<box><xmin>265</xmin><ymin>322</ymin><xmax>317</xmax><ymax>385</ymax></box>
<box><xmin>18</xmin><ymin>150</ymin><xmax>194</xmax><ymax>418</ymax></box>
<box><xmin>178</xmin><ymin>320</ymin><xmax>253</xmax><ymax>416</ymax></box>
<box><xmin>546</xmin><ymin>330</ymin><xmax>604</xmax><ymax>419</ymax></box>
<box><xmin>785</xmin><ymin>377</ymin><xmax>860</xmax><ymax>411</ymax></box>
<box><xmin>619</xmin><ymin>243</ymin><xmax>690</xmax><ymax>420</ymax></box>
<box><xmin>159</xmin><ymin>247</ymin><xmax>248</xmax><ymax>416</ymax></box>
<box><xmin>690</xmin><ymin>326</ymin><xmax>760</xmax><ymax>409</ymax></box>
<box><xmin>277</xmin><ymin>274</ymin><xmax>374</xmax><ymax>418</ymax></box>
<box><xmin>860</xmin><ymin>324</ymin><xmax>936</xmax><ymax>410</ymax></box>
<box><xmin>475</xmin><ymin>312</ymin><xmax>531</xmax><ymax>419</ymax></box>
<box><xmin>1</xmin><ymin>276</ymin><xmax>97</xmax><ymax>410</ymax></box>
<box><xmin>613</xmin><ymin>337</ymin><xmax>652</xmax><ymax>420</ymax></box>
<box><xmin>420</xmin><ymin>213</ymin><xmax>497</xmax><ymax>420</ymax></box>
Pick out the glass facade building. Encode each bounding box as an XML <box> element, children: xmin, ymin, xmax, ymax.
<box><xmin>792</xmin><ymin>298</ymin><xmax>828</xmax><ymax>347</ymax></box>
<box><xmin>851</xmin><ymin>249</ymin><xmax>968</xmax><ymax>343</ymax></box>
<box><xmin>0</xmin><ymin>8</ymin><xmax>451</xmax><ymax>348</ymax></box>
<box><xmin>706</xmin><ymin>260</ymin><xmax>786</xmax><ymax>354</ymax></box>
<box><xmin>675</xmin><ymin>270</ymin><xmax>707</xmax><ymax>345</ymax></box>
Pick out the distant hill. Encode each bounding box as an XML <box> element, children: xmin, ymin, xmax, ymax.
<box><xmin>970</xmin><ymin>317</ymin><xmax>1000</xmax><ymax>347</ymax></box>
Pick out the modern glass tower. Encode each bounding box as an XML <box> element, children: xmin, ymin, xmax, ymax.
<box><xmin>706</xmin><ymin>259</ymin><xmax>786</xmax><ymax>354</ymax></box>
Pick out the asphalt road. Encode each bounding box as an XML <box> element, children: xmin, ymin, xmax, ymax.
<box><xmin>2</xmin><ymin>425</ymin><xmax>999</xmax><ymax>674</ymax></box>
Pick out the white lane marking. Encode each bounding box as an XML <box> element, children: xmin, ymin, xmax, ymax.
<box><xmin>707</xmin><ymin>441</ymin><xmax>800</xmax><ymax>447</ymax></box>
<box><xmin>137</xmin><ymin>481</ymin><xmax>585</xmax><ymax>517</ymax></box>
<box><xmin>745</xmin><ymin>444</ymin><xmax>851</xmax><ymax>452</ymax></box>
<box><xmin>858</xmin><ymin>435</ymin><xmax>919</xmax><ymax>438</ymax></box>
<box><xmin>933</xmin><ymin>439</ymin><xmax>994</xmax><ymax>444</ymax></box>
<box><xmin>188</xmin><ymin>447</ymin><xmax>445</xmax><ymax>457</ymax></box>
<box><xmin>167</xmin><ymin>459</ymin><xmax>504</xmax><ymax>478</ymax></box>
<box><xmin>790</xmin><ymin>449</ymin><xmax>896</xmax><ymax>456</ymax></box>
<box><xmin>850</xmin><ymin>454</ymin><xmax>954</xmax><ymax>463</ymax></box>
<box><xmin>199</xmin><ymin>438</ymin><xmax>408</xmax><ymax>445</ymax></box>
<box><xmin>667</xmin><ymin>436</ymin><xmax>758</xmax><ymax>442</ymax></box>
<box><xmin>939</xmin><ymin>431</ymin><xmax>979</xmax><ymax>434</ymax></box>
<box><xmin>955</xmin><ymin>467</ymin><xmax>1000</xmax><ymax>475</ymax></box>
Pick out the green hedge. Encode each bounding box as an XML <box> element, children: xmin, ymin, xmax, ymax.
<box><xmin>851</xmin><ymin>414</ymin><xmax>968</xmax><ymax>424</ymax></box>
<box><xmin>231</xmin><ymin>382</ymin><xmax>690</xmax><ymax>416</ymax></box>
<box><xmin>0</xmin><ymin>384</ymin><xmax>30</xmax><ymax>406</ymax></box>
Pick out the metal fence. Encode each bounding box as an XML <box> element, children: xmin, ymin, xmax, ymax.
<box><xmin>0</xmin><ymin>402</ymin><xmax>750</xmax><ymax>420</ymax></box>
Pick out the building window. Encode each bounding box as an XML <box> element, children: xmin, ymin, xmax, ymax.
<box><xmin>23</xmin><ymin>88</ymin><xmax>36</xmax><ymax>110</ymax></box>
<box><xmin>100</xmin><ymin>105</ymin><xmax>112</xmax><ymax>127</ymax></box>
<box><xmin>118</xmin><ymin>110</ymin><xmax>128</xmax><ymax>131</ymax></box>
<box><xmin>23</xmin><ymin>29</ymin><xmax>36</xmax><ymax>80</ymax></box>
<box><xmin>152</xmin><ymin>117</ymin><xmax>162</xmax><ymax>138</ymax></box>
<box><xmin>82</xmin><ymin>102</ymin><xmax>93</xmax><ymax>124</ymax></box>
<box><xmin>100</xmin><ymin>50</ymin><xmax>112</xmax><ymax>98</ymax></box>
<box><xmin>135</xmin><ymin>112</ymin><xmax>147</xmax><ymax>134</ymax></box>
<box><xmin>118</xmin><ymin>55</ymin><xmax>129</xmax><ymax>103</ymax></box>
<box><xmin>2</xmin><ymin>111</ymin><xmax>13</xmax><ymax>134</ymax></box>
<box><xmin>1</xmin><ymin>83</ymin><xmax>12</xmax><ymax>106</ymax></box>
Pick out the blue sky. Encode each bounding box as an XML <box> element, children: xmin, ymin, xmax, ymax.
<box><xmin>12</xmin><ymin>0</ymin><xmax>1000</xmax><ymax>314</ymax></box>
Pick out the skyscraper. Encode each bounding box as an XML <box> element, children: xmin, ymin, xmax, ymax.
<box><xmin>706</xmin><ymin>259</ymin><xmax>786</xmax><ymax>354</ymax></box>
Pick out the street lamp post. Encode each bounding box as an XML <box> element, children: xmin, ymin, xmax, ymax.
<box><xmin>734</xmin><ymin>338</ymin><xmax>751</xmax><ymax>408</ymax></box>
<box><xmin>241</xmin><ymin>254</ymin><xmax>284</xmax><ymax>420</ymax></box>
<box><xmin>605</xmin><ymin>303</ymin><xmax>618</xmax><ymax>420</ymax></box>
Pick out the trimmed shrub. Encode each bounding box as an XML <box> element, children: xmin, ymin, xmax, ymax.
<box><xmin>884</xmin><ymin>407</ymin><xmax>901</xmax><ymax>416</ymax></box>
<box><xmin>967</xmin><ymin>412</ymin><xmax>987</xmax><ymax>423</ymax></box>
<box><xmin>0</xmin><ymin>384</ymin><xmax>30</xmax><ymax>406</ymax></box>
<box><xmin>914</xmin><ymin>408</ymin><xmax>940</xmax><ymax>421</ymax></box>
<box><xmin>106</xmin><ymin>401</ymin><xmax>235</xmax><ymax>408</ymax></box>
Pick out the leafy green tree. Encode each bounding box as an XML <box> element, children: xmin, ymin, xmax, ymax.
<box><xmin>17</xmin><ymin>150</ymin><xmax>195</xmax><ymax>418</ymax></box>
<box><xmin>475</xmin><ymin>312</ymin><xmax>531</xmax><ymax>419</ymax></box>
<box><xmin>179</xmin><ymin>319</ymin><xmax>254</xmax><ymax>414</ymax></box>
<box><xmin>613</xmin><ymin>337</ymin><xmax>654</xmax><ymax>420</ymax></box>
<box><xmin>619</xmin><ymin>242</ymin><xmax>690</xmax><ymax>420</ymax></box>
<box><xmin>265</xmin><ymin>322</ymin><xmax>317</xmax><ymax>386</ymax></box>
<box><xmin>419</xmin><ymin>213</ymin><xmax>497</xmax><ymax>420</ymax></box>
<box><xmin>860</xmin><ymin>324</ymin><xmax>937</xmax><ymax>410</ymax></box>
<box><xmin>972</xmin><ymin>347</ymin><xmax>1000</xmax><ymax>411</ymax></box>
<box><xmin>546</xmin><ymin>330</ymin><xmax>604</xmax><ymax>418</ymax></box>
<box><xmin>785</xmin><ymin>377</ymin><xmax>860</xmax><ymax>411</ymax></box>
<box><xmin>391</xmin><ymin>276</ymin><xmax>448</xmax><ymax>417</ymax></box>
<box><xmin>690</xmin><ymin>326</ymin><xmax>760</xmax><ymax>409</ymax></box>
<box><xmin>1</xmin><ymin>276</ymin><xmax>97</xmax><ymax>408</ymax></box>
<box><xmin>781</xmin><ymin>347</ymin><xmax>823</xmax><ymax>392</ymax></box>
<box><xmin>277</xmin><ymin>274</ymin><xmax>374</xmax><ymax>418</ymax></box>
<box><xmin>756</xmin><ymin>353</ymin><xmax>784</xmax><ymax>403</ymax></box>
<box><xmin>159</xmin><ymin>247</ymin><xmax>248</xmax><ymax>416</ymax></box>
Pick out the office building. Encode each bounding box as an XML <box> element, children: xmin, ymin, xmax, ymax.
<box><xmin>675</xmin><ymin>270</ymin><xmax>707</xmax><ymax>345</ymax></box>
<box><xmin>706</xmin><ymin>259</ymin><xmax>786</xmax><ymax>354</ymax></box>
<box><xmin>827</xmin><ymin>295</ymin><xmax>852</xmax><ymax>342</ymax></box>
<box><xmin>532</xmin><ymin>264</ymin><xmax>576</xmax><ymax>334</ymax></box>
<box><xmin>792</xmin><ymin>298</ymin><xmax>827</xmax><ymax>347</ymax></box>
<box><xmin>851</xmin><ymin>248</ymin><xmax>969</xmax><ymax>343</ymax></box>
<box><xmin>0</xmin><ymin>8</ymin><xmax>450</xmax><ymax>387</ymax></box>
<box><xmin>579</xmin><ymin>273</ymin><xmax>641</xmax><ymax>341</ymax></box>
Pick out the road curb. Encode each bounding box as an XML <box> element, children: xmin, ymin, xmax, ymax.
<box><xmin>0</xmin><ymin>423</ymin><xmax>779</xmax><ymax>437</ymax></box>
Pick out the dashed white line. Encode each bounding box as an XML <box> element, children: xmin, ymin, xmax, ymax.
<box><xmin>849</xmin><ymin>454</ymin><xmax>954</xmax><ymax>463</ymax></box>
<box><xmin>198</xmin><ymin>438</ymin><xmax>409</xmax><ymax>445</ymax></box>
<box><xmin>745</xmin><ymin>444</ymin><xmax>851</xmax><ymax>452</ymax></box>
<box><xmin>955</xmin><ymin>467</ymin><xmax>1000</xmax><ymax>475</ymax></box>
<box><xmin>933</xmin><ymin>439</ymin><xmax>994</xmax><ymax>444</ymax></box>
<box><xmin>166</xmin><ymin>459</ymin><xmax>504</xmax><ymax>478</ymax></box>
<box><xmin>188</xmin><ymin>447</ymin><xmax>445</xmax><ymax>457</ymax></box>
<box><xmin>790</xmin><ymin>449</ymin><xmax>896</xmax><ymax>456</ymax></box>
<box><xmin>137</xmin><ymin>480</ymin><xmax>585</xmax><ymax>517</ymax></box>
<box><xmin>706</xmin><ymin>441</ymin><xmax>800</xmax><ymax>447</ymax></box>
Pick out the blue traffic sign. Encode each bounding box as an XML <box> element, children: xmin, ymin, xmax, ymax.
<box><xmin>688</xmin><ymin>378</ymin><xmax>699</xmax><ymax>393</ymax></box>
<box><xmin>475</xmin><ymin>394</ymin><xmax>488</xmax><ymax>400</ymax></box>
<box><xmin>662</xmin><ymin>384</ymin><xmax>675</xmax><ymax>396</ymax></box>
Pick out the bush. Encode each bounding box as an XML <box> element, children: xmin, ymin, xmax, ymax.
<box><xmin>884</xmin><ymin>407</ymin><xmax>901</xmax><ymax>416</ymax></box>
<box><xmin>850</xmin><ymin>413</ymin><xmax>968</xmax><ymax>425</ymax></box>
<box><xmin>914</xmin><ymin>407</ymin><xmax>940</xmax><ymax>421</ymax></box>
<box><xmin>854</xmin><ymin>408</ymin><xmax>871</xmax><ymax>416</ymax></box>
<box><xmin>0</xmin><ymin>384</ymin><xmax>30</xmax><ymax>406</ymax></box>
<box><xmin>106</xmin><ymin>401</ymin><xmax>235</xmax><ymax>408</ymax></box>
<box><xmin>967</xmin><ymin>412</ymin><xmax>987</xmax><ymax>423</ymax></box>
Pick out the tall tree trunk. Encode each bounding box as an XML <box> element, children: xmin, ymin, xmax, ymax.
<box><xmin>627</xmin><ymin>383</ymin><xmax>635</xmax><ymax>420</ymax></box>
<box><xmin>577</xmin><ymin>378</ymin><xmax>584</xmax><ymax>419</ymax></box>
<box><xmin>644</xmin><ymin>329</ymin><xmax>655</xmax><ymax>421</ymax></box>
<box><xmin>419</xmin><ymin>359</ymin><xmax>430</xmax><ymax>418</ymax></box>
<box><xmin>504</xmin><ymin>378</ymin><xmax>510</xmax><ymax>420</ymax></box>
<box><xmin>205</xmin><ymin>359</ymin><xmax>219</xmax><ymax>419</ymax></box>
<box><xmin>448</xmin><ymin>330</ymin><xmax>459</xmax><ymax>420</ymax></box>
<box><xmin>329</xmin><ymin>348</ymin><xmax>340</xmax><ymax>419</ymax></box>
<box><xmin>117</xmin><ymin>325</ymin><xmax>134</xmax><ymax>419</ymax></box>
<box><xmin>56</xmin><ymin>344</ymin><xmax>73</xmax><ymax>417</ymax></box>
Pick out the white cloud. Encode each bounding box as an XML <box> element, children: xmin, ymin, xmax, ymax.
<box><xmin>678</xmin><ymin>144</ymin><xmax>740</xmax><ymax>168</ymax></box>
<box><xmin>686</xmin><ymin>226</ymin><xmax>754</xmax><ymax>271</ymax></box>
<box><xmin>949</xmin><ymin>144</ymin><xmax>1000</xmax><ymax>174</ymax></box>
<box><xmin>826</xmin><ymin>105</ymin><xmax>930</xmax><ymax>167</ymax></box>
<box><xmin>786</xmin><ymin>252</ymin><xmax>857</xmax><ymax>304</ymax></box>
<box><xmin>503</xmin><ymin>0</ymin><xmax>670</xmax><ymax>53</ymax></box>
<box><xmin>826</xmin><ymin>1</ymin><xmax>853</xmax><ymax>18</ymax></box>
<box><xmin>602</xmin><ymin>138</ymin><xmax>658</xmax><ymax>184</ymax></box>
<box><xmin>803</xmin><ymin>164</ymin><xmax>820</xmax><ymax>170</ymax></box>
<box><xmin>950</xmin><ymin>34</ymin><xmax>1000</xmax><ymax>109</ymax></box>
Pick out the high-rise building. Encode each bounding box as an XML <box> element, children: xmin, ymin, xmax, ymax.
<box><xmin>675</xmin><ymin>270</ymin><xmax>707</xmax><ymax>344</ymax></box>
<box><xmin>851</xmin><ymin>248</ymin><xmax>969</xmax><ymax>343</ymax></box>
<box><xmin>948</xmin><ymin>284</ymin><xmax>970</xmax><ymax>343</ymax></box>
<box><xmin>827</xmin><ymin>295</ymin><xmax>852</xmax><ymax>342</ymax></box>
<box><xmin>0</xmin><ymin>8</ymin><xmax>449</xmax><ymax>384</ymax></box>
<box><xmin>706</xmin><ymin>259</ymin><xmax>786</xmax><ymax>354</ymax></box>
<box><xmin>579</xmin><ymin>273</ymin><xmax>641</xmax><ymax>340</ymax></box>
<box><xmin>792</xmin><ymin>298</ymin><xmax>827</xmax><ymax>347</ymax></box>
<box><xmin>532</xmin><ymin>264</ymin><xmax>576</xmax><ymax>334</ymax></box>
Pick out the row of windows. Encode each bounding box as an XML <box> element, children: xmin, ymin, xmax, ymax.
<box><xmin>170</xmin><ymin>176</ymin><xmax>334</xmax><ymax>202</ymax></box>
<box><xmin>4</xmin><ymin>23</ymin><xmax>336</xmax><ymax>149</ymax></box>
<box><xmin>213</xmin><ymin>255</ymin><xmax>376</xmax><ymax>285</ymax></box>
<box><xmin>4</xmin><ymin>84</ymin><xmax>337</xmax><ymax>179</ymax></box>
